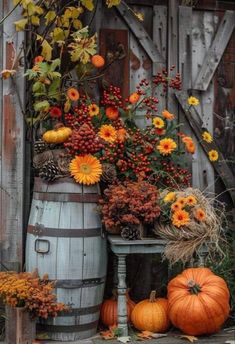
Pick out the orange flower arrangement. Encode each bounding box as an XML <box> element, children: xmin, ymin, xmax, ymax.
<box><xmin>70</xmin><ymin>155</ymin><xmax>102</xmax><ymax>185</ymax></box>
<box><xmin>67</xmin><ymin>87</ymin><xmax>80</xmax><ymax>101</ymax></box>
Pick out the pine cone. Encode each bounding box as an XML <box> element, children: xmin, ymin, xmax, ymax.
<box><xmin>34</xmin><ymin>140</ymin><xmax>48</xmax><ymax>154</ymax></box>
<box><xmin>39</xmin><ymin>159</ymin><xmax>60</xmax><ymax>182</ymax></box>
<box><xmin>121</xmin><ymin>226</ymin><xmax>140</xmax><ymax>240</ymax></box>
<box><xmin>101</xmin><ymin>163</ymin><xmax>117</xmax><ymax>183</ymax></box>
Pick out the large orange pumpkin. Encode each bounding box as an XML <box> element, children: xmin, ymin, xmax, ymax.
<box><xmin>131</xmin><ymin>291</ymin><xmax>169</xmax><ymax>332</ymax></box>
<box><xmin>167</xmin><ymin>267</ymin><xmax>230</xmax><ymax>336</ymax></box>
<box><xmin>100</xmin><ymin>290</ymin><xmax>135</xmax><ymax>327</ymax></box>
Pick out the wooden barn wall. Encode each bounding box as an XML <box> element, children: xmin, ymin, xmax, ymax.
<box><xmin>0</xmin><ymin>1</ymin><xmax>25</xmax><ymax>271</ymax></box>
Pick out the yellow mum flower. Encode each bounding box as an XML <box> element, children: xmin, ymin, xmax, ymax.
<box><xmin>202</xmin><ymin>131</ymin><xmax>213</xmax><ymax>143</ymax></box>
<box><xmin>88</xmin><ymin>103</ymin><xmax>99</xmax><ymax>116</ymax></box>
<box><xmin>163</xmin><ymin>192</ymin><xmax>176</xmax><ymax>203</ymax></box>
<box><xmin>153</xmin><ymin>117</ymin><xmax>165</xmax><ymax>129</ymax></box>
<box><xmin>172</xmin><ymin>209</ymin><xmax>190</xmax><ymax>228</ymax></box>
<box><xmin>99</xmin><ymin>124</ymin><xmax>117</xmax><ymax>143</ymax></box>
<box><xmin>157</xmin><ymin>138</ymin><xmax>177</xmax><ymax>155</ymax></box>
<box><xmin>69</xmin><ymin>155</ymin><xmax>102</xmax><ymax>185</ymax></box>
<box><xmin>188</xmin><ymin>96</ymin><xmax>199</xmax><ymax>106</ymax></box>
<box><xmin>208</xmin><ymin>150</ymin><xmax>219</xmax><ymax>161</ymax></box>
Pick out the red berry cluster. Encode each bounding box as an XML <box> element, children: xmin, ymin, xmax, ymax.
<box><xmin>153</xmin><ymin>67</ymin><xmax>182</xmax><ymax>92</ymax></box>
<box><xmin>159</xmin><ymin>161</ymin><xmax>192</xmax><ymax>188</ymax></box>
<box><xmin>101</xmin><ymin>85</ymin><xmax>123</xmax><ymax>107</ymax></box>
<box><xmin>64</xmin><ymin>104</ymin><xmax>91</xmax><ymax>129</ymax></box>
<box><xmin>100</xmin><ymin>142</ymin><xmax>125</xmax><ymax>164</ymax></box>
<box><xmin>64</xmin><ymin>123</ymin><xmax>102</xmax><ymax>155</ymax></box>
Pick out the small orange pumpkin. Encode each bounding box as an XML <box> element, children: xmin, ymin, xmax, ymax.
<box><xmin>91</xmin><ymin>54</ymin><xmax>105</xmax><ymax>68</ymax></box>
<box><xmin>42</xmin><ymin>125</ymin><xmax>72</xmax><ymax>144</ymax></box>
<box><xmin>167</xmin><ymin>267</ymin><xmax>230</xmax><ymax>336</ymax></box>
<box><xmin>100</xmin><ymin>290</ymin><xmax>135</xmax><ymax>327</ymax></box>
<box><xmin>131</xmin><ymin>291</ymin><xmax>169</xmax><ymax>332</ymax></box>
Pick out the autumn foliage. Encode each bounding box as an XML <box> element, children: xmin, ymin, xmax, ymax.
<box><xmin>0</xmin><ymin>270</ymin><xmax>68</xmax><ymax>319</ymax></box>
<box><xmin>99</xmin><ymin>180</ymin><xmax>161</xmax><ymax>234</ymax></box>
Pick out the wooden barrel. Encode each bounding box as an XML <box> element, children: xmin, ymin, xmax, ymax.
<box><xmin>25</xmin><ymin>177</ymin><xmax>107</xmax><ymax>341</ymax></box>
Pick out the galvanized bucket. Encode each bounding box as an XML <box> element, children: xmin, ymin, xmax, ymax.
<box><xmin>26</xmin><ymin>177</ymin><xmax>107</xmax><ymax>341</ymax></box>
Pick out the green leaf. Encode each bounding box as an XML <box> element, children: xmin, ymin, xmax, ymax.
<box><xmin>47</xmin><ymin>71</ymin><xmax>61</xmax><ymax>80</ymax></box>
<box><xmin>45</xmin><ymin>10</ymin><xmax>56</xmax><ymax>25</ymax></box>
<box><xmin>32</xmin><ymin>81</ymin><xmax>46</xmax><ymax>93</ymax></box>
<box><xmin>14</xmin><ymin>18</ymin><xmax>28</xmax><ymax>31</ymax></box>
<box><xmin>48</xmin><ymin>78</ymin><xmax>60</xmax><ymax>97</ymax></box>
<box><xmin>81</xmin><ymin>0</ymin><xmax>94</xmax><ymax>11</ymax></box>
<box><xmin>49</xmin><ymin>58</ymin><xmax>61</xmax><ymax>72</ymax></box>
<box><xmin>34</xmin><ymin>100</ymin><xmax>50</xmax><ymax>112</ymax></box>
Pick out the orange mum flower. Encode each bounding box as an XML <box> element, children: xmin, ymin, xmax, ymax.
<box><xmin>186</xmin><ymin>195</ymin><xmax>197</xmax><ymax>206</ymax></box>
<box><xmin>157</xmin><ymin>138</ymin><xmax>177</xmax><ymax>155</ymax></box>
<box><xmin>69</xmin><ymin>155</ymin><xmax>102</xmax><ymax>185</ymax></box>
<box><xmin>67</xmin><ymin>88</ymin><xmax>80</xmax><ymax>101</ymax></box>
<box><xmin>105</xmin><ymin>106</ymin><xmax>119</xmax><ymax>120</ymax></box>
<box><xmin>162</xmin><ymin>109</ymin><xmax>175</xmax><ymax>120</ymax></box>
<box><xmin>194</xmin><ymin>208</ymin><xmax>206</xmax><ymax>221</ymax></box>
<box><xmin>171</xmin><ymin>202</ymin><xmax>182</xmax><ymax>212</ymax></box>
<box><xmin>117</xmin><ymin>128</ymin><xmax>127</xmax><ymax>143</ymax></box>
<box><xmin>172</xmin><ymin>209</ymin><xmax>190</xmax><ymax>227</ymax></box>
<box><xmin>88</xmin><ymin>103</ymin><xmax>99</xmax><ymax>116</ymax></box>
<box><xmin>177</xmin><ymin>197</ymin><xmax>187</xmax><ymax>207</ymax></box>
<box><xmin>99</xmin><ymin>124</ymin><xmax>117</xmax><ymax>143</ymax></box>
<box><xmin>34</xmin><ymin>55</ymin><xmax>44</xmax><ymax>64</ymax></box>
<box><xmin>185</xmin><ymin>140</ymin><xmax>196</xmax><ymax>154</ymax></box>
<box><xmin>129</xmin><ymin>92</ymin><xmax>140</xmax><ymax>104</ymax></box>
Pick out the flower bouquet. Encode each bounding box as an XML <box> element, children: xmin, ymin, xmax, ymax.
<box><xmin>153</xmin><ymin>188</ymin><xmax>225</xmax><ymax>264</ymax></box>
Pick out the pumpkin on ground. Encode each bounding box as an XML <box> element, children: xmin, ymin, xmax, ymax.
<box><xmin>167</xmin><ymin>267</ymin><xmax>230</xmax><ymax>336</ymax></box>
<box><xmin>131</xmin><ymin>291</ymin><xmax>170</xmax><ymax>332</ymax></box>
<box><xmin>42</xmin><ymin>125</ymin><xmax>72</xmax><ymax>144</ymax></box>
<box><xmin>100</xmin><ymin>290</ymin><xmax>135</xmax><ymax>327</ymax></box>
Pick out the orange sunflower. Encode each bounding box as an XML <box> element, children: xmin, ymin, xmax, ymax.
<box><xmin>162</xmin><ymin>109</ymin><xmax>175</xmax><ymax>120</ymax></box>
<box><xmin>67</xmin><ymin>88</ymin><xmax>80</xmax><ymax>101</ymax></box>
<box><xmin>171</xmin><ymin>202</ymin><xmax>182</xmax><ymax>212</ymax></box>
<box><xmin>172</xmin><ymin>209</ymin><xmax>190</xmax><ymax>227</ymax></box>
<box><xmin>157</xmin><ymin>138</ymin><xmax>177</xmax><ymax>155</ymax></box>
<box><xmin>186</xmin><ymin>195</ymin><xmax>197</xmax><ymax>206</ymax></box>
<box><xmin>69</xmin><ymin>155</ymin><xmax>102</xmax><ymax>185</ymax></box>
<box><xmin>88</xmin><ymin>103</ymin><xmax>99</xmax><ymax>116</ymax></box>
<box><xmin>99</xmin><ymin>124</ymin><xmax>117</xmax><ymax>143</ymax></box>
<box><xmin>105</xmin><ymin>106</ymin><xmax>119</xmax><ymax>120</ymax></box>
<box><xmin>194</xmin><ymin>208</ymin><xmax>206</xmax><ymax>222</ymax></box>
<box><xmin>177</xmin><ymin>197</ymin><xmax>187</xmax><ymax>207</ymax></box>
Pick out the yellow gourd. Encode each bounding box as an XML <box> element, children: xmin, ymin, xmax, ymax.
<box><xmin>42</xmin><ymin>125</ymin><xmax>72</xmax><ymax>144</ymax></box>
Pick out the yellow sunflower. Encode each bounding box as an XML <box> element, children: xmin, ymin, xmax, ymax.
<box><xmin>157</xmin><ymin>138</ymin><xmax>177</xmax><ymax>155</ymax></box>
<box><xmin>202</xmin><ymin>131</ymin><xmax>213</xmax><ymax>143</ymax></box>
<box><xmin>69</xmin><ymin>155</ymin><xmax>102</xmax><ymax>185</ymax></box>
<box><xmin>208</xmin><ymin>150</ymin><xmax>219</xmax><ymax>161</ymax></box>
<box><xmin>172</xmin><ymin>209</ymin><xmax>190</xmax><ymax>227</ymax></box>
<box><xmin>187</xmin><ymin>96</ymin><xmax>199</xmax><ymax>106</ymax></box>
<box><xmin>88</xmin><ymin>103</ymin><xmax>99</xmax><ymax>116</ymax></box>
<box><xmin>163</xmin><ymin>192</ymin><xmax>176</xmax><ymax>203</ymax></box>
<box><xmin>152</xmin><ymin>117</ymin><xmax>165</xmax><ymax>129</ymax></box>
<box><xmin>99</xmin><ymin>124</ymin><xmax>117</xmax><ymax>143</ymax></box>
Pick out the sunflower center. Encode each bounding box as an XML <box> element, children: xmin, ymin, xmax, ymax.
<box><xmin>80</xmin><ymin>163</ymin><xmax>92</xmax><ymax>174</ymax></box>
<box><xmin>164</xmin><ymin>144</ymin><xmax>169</xmax><ymax>149</ymax></box>
<box><xmin>178</xmin><ymin>215</ymin><xmax>183</xmax><ymax>220</ymax></box>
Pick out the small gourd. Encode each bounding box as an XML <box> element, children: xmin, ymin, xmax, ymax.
<box><xmin>131</xmin><ymin>290</ymin><xmax>169</xmax><ymax>332</ymax></box>
<box><xmin>100</xmin><ymin>289</ymin><xmax>135</xmax><ymax>327</ymax></box>
<box><xmin>42</xmin><ymin>124</ymin><xmax>72</xmax><ymax>144</ymax></box>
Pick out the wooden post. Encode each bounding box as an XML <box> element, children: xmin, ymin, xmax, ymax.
<box><xmin>5</xmin><ymin>306</ymin><xmax>36</xmax><ymax>344</ymax></box>
<box><xmin>117</xmin><ymin>254</ymin><xmax>128</xmax><ymax>336</ymax></box>
<box><xmin>0</xmin><ymin>0</ymin><xmax>25</xmax><ymax>270</ymax></box>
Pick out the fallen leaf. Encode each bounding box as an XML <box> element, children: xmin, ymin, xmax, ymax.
<box><xmin>100</xmin><ymin>329</ymin><xmax>115</xmax><ymax>340</ymax></box>
<box><xmin>137</xmin><ymin>330</ymin><xmax>153</xmax><ymax>339</ymax></box>
<box><xmin>117</xmin><ymin>336</ymin><xmax>131</xmax><ymax>343</ymax></box>
<box><xmin>180</xmin><ymin>335</ymin><xmax>198</xmax><ymax>342</ymax></box>
<box><xmin>0</xmin><ymin>69</ymin><xmax>16</xmax><ymax>79</ymax></box>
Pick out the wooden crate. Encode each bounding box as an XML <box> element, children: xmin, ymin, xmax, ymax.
<box><xmin>5</xmin><ymin>306</ymin><xmax>36</xmax><ymax>344</ymax></box>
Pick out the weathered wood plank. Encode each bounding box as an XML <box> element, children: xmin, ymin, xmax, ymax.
<box><xmin>0</xmin><ymin>0</ymin><xmax>25</xmax><ymax>271</ymax></box>
<box><xmin>116</xmin><ymin>1</ymin><xmax>164</xmax><ymax>63</ymax></box>
<box><xmin>193</xmin><ymin>10</ymin><xmax>235</xmax><ymax>91</ymax></box>
<box><xmin>175</xmin><ymin>91</ymin><xmax>235</xmax><ymax>206</ymax></box>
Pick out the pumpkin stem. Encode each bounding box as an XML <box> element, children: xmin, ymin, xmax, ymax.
<box><xmin>149</xmin><ymin>290</ymin><xmax>156</xmax><ymax>302</ymax></box>
<box><xmin>187</xmin><ymin>279</ymin><xmax>201</xmax><ymax>294</ymax></box>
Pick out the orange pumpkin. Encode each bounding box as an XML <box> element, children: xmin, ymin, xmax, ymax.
<box><xmin>100</xmin><ymin>290</ymin><xmax>135</xmax><ymax>326</ymax></box>
<box><xmin>167</xmin><ymin>267</ymin><xmax>230</xmax><ymax>336</ymax></box>
<box><xmin>91</xmin><ymin>54</ymin><xmax>105</xmax><ymax>68</ymax></box>
<box><xmin>131</xmin><ymin>291</ymin><xmax>169</xmax><ymax>332</ymax></box>
<box><xmin>42</xmin><ymin>125</ymin><xmax>72</xmax><ymax>144</ymax></box>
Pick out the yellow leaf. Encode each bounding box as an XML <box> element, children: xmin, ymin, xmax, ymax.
<box><xmin>180</xmin><ymin>335</ymin><xmax>198</xmax><ymax>343</ymax></box>
<box><xmin>61</xmin><ymin>15</ymin><xmax>70</xmax><ymax>28</ymax></box>
<box><xmin>36</xmin><ymin>35</ymin><xmax>52</xmax><ymax>61</ymax></box>
<box><xmin>31</xmin><ymin>16</ymin><xmax>40</xmax><ymax>26</ymax></box>
<box><xmin>64</xmin><ymin>99</ymin><xmax>71</xmax><ymax>113</ymax></box>
<box><xmin>64</xmin><ymin>7</ymin><xmax>82</xmax><ymax>19</ymax></box>
<box><xmin>45</xmin><ymin>11</ymin><xmax>56</xmax><ymax>25</ymax></box>
<box><xmin>106</xmin><ymin>0</ymin><xmax>121</xmax><ymax>8</ymax></box>
<box><xmin>51</xmin><ymin>27</ymin><xmax>66</xmax><ymax>42</ymax></box>
<box><xmin>34</xmin><ymin>5</ymin><xmax>44</xmax><ymax>15</ymax></box>
<box><xmin>21</xmin><ymin>0</ymin><xmax>34</xmax><ymax>10</ymax></box>
<box><xmin>81</xmin><ymin>0</ymin><xmax>94</xmax><ymax>11</ymax></box>
<box><xmin>14</xmin><ymin>18</ymin><xmax>28</xmax><ymax>31</ymax></box>
<box><xmin>73</xmin><ymin>19</ymin><xmax>82</xmax><ymax>30</ymax></box>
